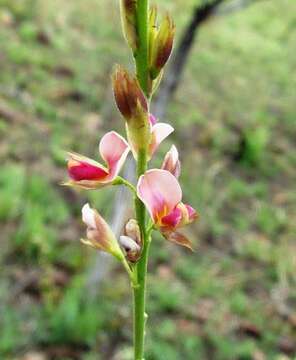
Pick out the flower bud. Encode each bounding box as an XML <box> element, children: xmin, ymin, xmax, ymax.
<box><xmin>112</xmin><ymin>66</ymin><xmax>151</xmax><ymax>156</ymax></box>
<box><xmin>81</xmin><ymin>203</ymin><xmax>124</xmax><ymax>260</ymax></box>
<box><xmin>120</xmin><ymin>0</ymin><xmax>138</xmax><ymax>52</ymax></box>
<box><xmin>161</xmin><ymin>145</ymin><xmax>181</xmax><ymax>178</ymax></box>
<box><xmin>149</xmin><ymin>13</ymin><xmax>175</xmax><ymax>80</ymax></box>
<box><xmin>119</xmin><ymin>235</ymin><xmax>141</xmax><ymax>262</ymax></box>
<box><xmin>113</xmin><ymin>65</ymin><xmax>148</xmax><ymax>120</ymax></box>
<box><xmin>125</xmin><ymin>219</ymin><xmax>141</xmax><ymax>245</ymax></box>
<box><xmin>121</xmin><ymin>219</ymin><xmax>142</xmax><ymax>262</ymax></box>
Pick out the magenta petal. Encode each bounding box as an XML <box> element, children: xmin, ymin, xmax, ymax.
<box><xmin>68</xmin><ymin>154</ymin><xmax>109</xmax><ymax>181</ymax></box>
<box><xmin>149</xmin><ymin>123</ymin><xmax>174</xmax><ymax>156</ymax></box>
<box><xmin>99</xmin><ymin>131</ymin><xmax>130</xmax><ymax>181</ymax></box>
<box><xmin>161</xmin><ymin>206</ymin><xmax>182</xmax><ymax>229</ymax></box>
<box><xmin>185</xmin><ymin>204</ymin><xmax>198</xmax><ymax>221</ymax></box>
<box><xmin>69</xmin><ymin>163</ymin><xmax>108</xmax><ymax>181</ymax></box>
<box><xmin>137</xmin><ymin>169</ymin><xmax>182</xmax><ymax>222</ymax></box>
<box><xmin>149</xmin><ymin>114</ymin><xmax>157</xmax><ymax>126</ymax></box>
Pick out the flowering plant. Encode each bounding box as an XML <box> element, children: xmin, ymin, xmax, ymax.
<box><xmin>64</xmin><ymin>1</ymin><xmax>198</xmax><ymax>358</ymax></box>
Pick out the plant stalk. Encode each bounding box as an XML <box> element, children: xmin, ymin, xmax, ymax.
<box><xmin>133</xmin><ymin>149</ymin><xmax>149</xmax><ymax>360</ymax></box>
<box><xmin>133</xmin><ymin>1</ymin><xmax>150</xmax><ymax>358</ymax></box>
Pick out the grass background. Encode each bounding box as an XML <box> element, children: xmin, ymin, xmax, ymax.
<box><xmin>0</xmin><ymin>0</ymin><xmax>295</xmax><ymax>359</ymax></box>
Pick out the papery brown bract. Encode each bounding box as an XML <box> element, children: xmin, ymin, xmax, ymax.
<box><xmin>113</xmin><ymin>65</ymin><xmax>148</xmax><ymax>119</ymax></box>
<box><xmin>113</xmin><ymin>66</ymin><xmax>151</xmax><ymax>157</ymax></box>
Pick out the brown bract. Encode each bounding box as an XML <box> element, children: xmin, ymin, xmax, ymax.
<box><xmin>113</xmin><ymin>65</ymin><xmax>148</xmax><ymax>120</ymax></box>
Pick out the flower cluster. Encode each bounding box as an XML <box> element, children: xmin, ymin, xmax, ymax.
<box><xmin>64</xmin><ymin>2</ymin><xmax>198</xmax><ymax>266</ymax></box>
<box><xmin>65</xmin><ymin>111</ymin><xmax>197</xmax><ymax>258</ymax></box>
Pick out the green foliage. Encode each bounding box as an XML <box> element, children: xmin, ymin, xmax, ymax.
<box><xmin>0</xmin><ymin>309</ymin><xmax>22</xmax><ymax>354</ymax></box>
<box><xmin>239</xmin><ymin>125</ymin><xmax>270</xmax><ymax>167</ymax></box>
<box><xmin>42</xmin><ymin>276</ymin><xmax>104</xmax><ymax>345</ymax></box>
<box><xmin>0</xmin><ymin>165</ymin><xmax>25</xmax><ymax>221</ymax></box>
<box><xmin>0</xmin><ymin>168</ymin><xmax>70</xmax><ymax>261</ymax></box>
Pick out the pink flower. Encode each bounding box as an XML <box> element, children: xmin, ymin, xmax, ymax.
<box><xmin>137</xmin><ymin>169</ymin><xmax>198</xmax><ymax>250</ymax></box>
<box><xmin>66</xmin><ymin>131</ymin><xmax>130</xmax><ymax>189</ymax></box>
<box><xmin>81</xmin><ymin>203</ymin><xmax>124</xmax><ymax>259</ymax></box>
<box><xmin>161</xmin><ymin>144</ymin><xmax>181</xmax><ymax>178</ymax></box>
<box><xmin>148</xmin><ymin>114</ymin><xmax>174</xmax><ymax>159</ymax></box>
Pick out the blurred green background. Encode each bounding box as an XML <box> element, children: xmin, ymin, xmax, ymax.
<box><xmin>0</xmin><ymin>0</ymin><xmax>295</xmax><ymax>359</ymax></box>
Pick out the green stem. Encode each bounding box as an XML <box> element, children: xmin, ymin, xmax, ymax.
<box><xmin>121</xmin><ymin>256</ymin><xmax>138</xmax><ymax>287</ymax></box>
<box><xmin>133</xmin><ymin>233</ymin><xmax>150</xmax><ymax>360</ymax></box>
<box><xmin>135</xmin><ymin>0</ymin><xmax>149</xmax><ymax>96</ymax></box>
<box><xmin>133</xmin><ymin>1</ymin><xmax>150</xmax><ymax>358</ymax></box>
<box><xmin>113</xmin><ymin>176</ymin><xmax>137</xmax><ymax>194</ymax></box>
<box><xmin>133</xmin><ymin>149</ymin><xmax>148</xmax><ymax>360</ymax></box>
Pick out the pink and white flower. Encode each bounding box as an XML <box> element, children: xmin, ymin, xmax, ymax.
<box><xmin>137</xmin><ymin>169</ymin><xmax>198</xmax><ymax>250</ymax></box>
<box><xmin>81</xmin><ymin>203</ymin><xmax>124</xmax><ymax>259</ymax></box>
<box><xmin>148</xmin><ymin>114</ymin><xmax>174</xmax><ymax>159</ymax></box>
<box><xmin>66</xmin><ymin>131</ymin><xmax>130</xmax><ymax>189</ymax></box>
<box><xmin>161</xmin><ymin>144</ymin><xmax>181</xmax><ymax>178</ymax></box>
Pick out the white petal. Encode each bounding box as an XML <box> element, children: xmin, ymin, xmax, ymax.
<box><xmin>119</xmin><ymin>235</ymin><xmax>141</xmax><ymax>252</ymax></box>
<box><xmin>82</xmin><ymin>203</ymin><xmax>97</xmax><ymax>229</ymax></box>
<box><xmin>170</xmin><ymin>145</ymin><xmax>179</xmax><ymax>163</ymax></box>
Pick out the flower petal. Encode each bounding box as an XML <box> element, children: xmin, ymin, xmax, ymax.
<box><xmin>162</xmin><ymin>230</ymin><xmax>194</xmax><ymax>251</ymax></box>
<box><xmin>185</xmin><ymin>204</ymin><xmax>199</xmax><ymax>222</ymax></box>
<box><xmin>175</xmin><ymin>202</ymin><xmax>199</xmax><ymax>227</ymax></box>
<box><xmin>99</xmin><ymin>131</ymin><xmax>130</xmax><ymax>181</ymax></box>
<box><xmin>119</xmin><ymin>235</ymin><xmax>141</xmax><ymax>252</ymax></box>
<box><xmin>161</xmin><ymin>206</ymin><xmax>182</xmax><ymax>229</ymax></box>
<box><xmin>161</xmin><ymin>144</ymin><xmax>181</xmax><ymax>178</ymax></box>
<box><xmin>149</xmin><ymin>114</ymin><xmax>157</xmax><ymax>126</ymax></box>
<box><xmin>67</xmin><ymin>152</ymin><xmax>108</xmax><ymax>181</ymax></box>
<box><xmin>137</xmin><ymin>169</ymin><xmax>182</xmax><ymax>223</ymax></box>
<box><xmin>62</xmin><ymin>179</ymin><xmax>110</xmax><ymax>190</ymax></box>
<box><xmin>149</xmin><ymin>123</ymin><xmax>174</xmax><ymax>156</ymax></box>
<box><xmin>82</xmin><ymin>203</ymin><xmax>97</xmax><ymax>229</ymax></box>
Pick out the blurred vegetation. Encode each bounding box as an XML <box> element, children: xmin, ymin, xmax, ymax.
<box><xmin>0</xmin><ymin>0</ymin><xmax>295</xmax><ymax>359</ymax></box>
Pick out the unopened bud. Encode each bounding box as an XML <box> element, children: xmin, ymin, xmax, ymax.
<box><xmin>120</xmin><ymin>0</ymin><xmax>138</xmax><ymax>52</ymax></box>
<box><xmin>112</xmin><ymin>66</ymin><xmax>151</xmax><ymax>156</ymax></box>
<box><xmin>81</xmin><ymin>203</ymin><xmax>124</xmax><ymax>260</ymax></box>
<box><xmin>125</xmin><ymin>219</ymin><xmax>141</xmax><ymax>245</ymax></box>
<box><xmin>149</xmin><ymin>13</ymin><xmax>175</xmax><ymax>80</ymax></box>
<box><xmin>121</xmin><ymin>219</ymin><xmax>142</xmax><ymax>262</ymax></box>
<box><xmin>119</xmin><ymin>235</ymin><xmax>141</xmax><ymax>262</ymax></box>
<box><xmin>113</xmin><ymin>65</ymin><xmax>148</xmax><ymax>120</ymax></box>
<box><xmin>161</xmin><ymin>145</ymin><xmax>181</xmax><ymax>178</ymax></box>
